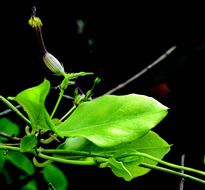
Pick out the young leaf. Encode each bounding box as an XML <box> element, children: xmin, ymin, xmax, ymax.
<box><xmin>20</xmin><ymin>134</ymin><xmax>38</xmax><ymax>152</ymax></box>
<box><xmin>43</xmin><ymin>164</ymin><xmax>68</xmax><ymax>190</ymax></box>
<box><xmin>108</xmin><ymin>158</ymin><xmax>133</xmax><ymax>181</ymax></box>
<box><xmin>57</xmin><ymin>94</ymin><xmax>168</xmax><ymax>147</ymax></box>
<box><xmin>8</xmin><ymin>79</ymin><xmax>55</xmax><ymax>132</ymax></box>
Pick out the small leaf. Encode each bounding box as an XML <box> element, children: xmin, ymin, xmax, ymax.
<box><xmin>57</xmin><ymin>94</ymin><xmax>168</xmax><ymax>147</ymax></box>
<box><xmin>20</xmin><ymin>134</ymin><xmax>38</xmax><ymax>152</ymax></box>
<box><xmin>9</xmin><ymin>79</ymin><xmax>55</xmax><ymax>131</ymax></box>
<box><xmin>108</xmin><ymin>158</ymin><xmax>133</xmax><ymax>181</ymax></box>
<box><xmin>43</xmin><ymin>164</ymin><xmax>68</xmax><ymax>190</ymax></box>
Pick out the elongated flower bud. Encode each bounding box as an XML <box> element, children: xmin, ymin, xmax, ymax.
<box><xmin>43</xmin><ymin>52</ymin><xmax>65</xmax><ymax>75</ymax></box>
<box><xmin>28</xmin><ymin>15</ymin><xmax>65</xmax><ymax>76</ymax></box>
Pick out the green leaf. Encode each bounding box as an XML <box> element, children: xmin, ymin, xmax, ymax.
<box><xmin>57</xmin><ymin>94</ymin><xmax>168</xmax><ymax>147</ymax></box>
<box><xmin>9</xmin><ymin>79</ymin><xmax>55</xmax><ymax>131</ymax></box>
<box><xmin>116</xmin><ymin>131</ymin><xmax>170</xmax><ymax>180</ymax></box>
<box><xmin>0</xmin><ymin>150</ymin><xmax>12</xmax><ymax>184</ymax></box>
<box><xmin>0</xmin><ymin>150</ymin><xmax>6</xmax><ymax>169</ymax></box>
<box><xmin>7</xmin><ymin>151</ymin><xmax>35</xmax><ymax>175</ymax></box>
<box><xmin>0</xmin><ymin>118</ymin><xmax>20</xmax><ymax>142</ymax></box>
<box><xmin>21</xmin><ymin>180</ymin><xmax>38</xmax><ymax>190</ymax></box>
<box><xmin>20</xmin><ymin>134</ymin><xmax>38</xmax><ymax>152</ymax></box>
<box><xmin>58</xmin><ymin>131</ymin><xmax>170</xmax><ymax>181</ymax></box>
<box><xmin>43</xmin><ymin>164</ymin><xmax>68</xmax><ymax>190</ymax></box>
<box><xmin>108</xmin><ymin>158</ymin><xmax>133</xmax><ymax>181</ymax></box>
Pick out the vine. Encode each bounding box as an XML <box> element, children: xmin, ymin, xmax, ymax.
<box><xmin>0</xmin><ymin>11</ymin><xmax>205</xmax><ymax>189</ymax></box>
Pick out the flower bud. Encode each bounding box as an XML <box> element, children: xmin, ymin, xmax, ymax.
<box><xmin>28</xmin><ymin>16</ymin><xmax>43</xmax><ymax>28</ymax></box>
<box><xmin>43</xmin><ymin>52</ymin><xmax>65</xmax><ymax>75</ymax></box>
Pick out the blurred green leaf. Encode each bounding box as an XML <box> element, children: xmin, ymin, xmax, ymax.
<box><xmin>43</xmin><ymin>164</ymin><xmax>68</xmax><ymax>190</ymax></box>
<box><xmin>7</xmin><ymin>151</ymin><xmax>35</xmax><ymax>175</ymax></box>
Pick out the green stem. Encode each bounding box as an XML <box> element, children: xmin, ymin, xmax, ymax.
<box><xmin>60</xmin><ymin>104</ymin><xmax>76</xmax><ymax>121</ymax></box>
<box><xmin>125</xmin><ymin>152</ymin><xmax>205</xmax><ymax>177</ymax></box>
<box><xmin>37</xmin><ymin>152</ymin><xmax>96</xmax><ymax>166</ymax></box>
<box><xmin>0</xmin><ymin>144</ymin><xmax>110</xmax><ymax>158</ymax></box>
<box><xmin>38</xmin><ymin>148</ymin><xmax>111</xmax><ymax>158</ymax></box>
<box><xmin>141</xmin><ymin>162</ymin><xmax>205</xmax><ymax>184</ymax></box>
<box><xmin>0</xmin><ymin>144</ymin><xmax>20</xmax><ymax>152</ymax></box>
<box><xmin>50</xmin><ymin>88</ymin><xmax>64</xmax><ymax>118</ymax></box>
<box><xmin>33</xmin><ymin>156</ymin><xmax>52</xmax><ymax>167</ymax></box>
<box><xmin>1</xmin><ymin>144</ymin><xmax>205</xmax><ymax>185</ymax></box>
<box><xmin>0</xmin><ymin>95</ymin><xmax>31</xmax><ymax>125</ymax></box>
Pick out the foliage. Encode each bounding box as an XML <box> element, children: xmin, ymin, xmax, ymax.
<box><xmin>0</xmin><ymin>14</ymin><xmax>205</xmax><ymax>189</ymax></box>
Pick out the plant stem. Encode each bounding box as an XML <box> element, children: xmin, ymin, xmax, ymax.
<box><xmin>104</xmin><ymin>46</ymin><xmax>176</xmax><ymax>95</ymax></box>
<box><xmin>50</xmin><ymin>75</ymin><xmax>71</xmax><ymax>119</ymax></box>
<box><xmin>141</xmin><ymin>162</ymin><xmax>205</xmax><ymax>185</ymax></box>
<box><xmin>37</xmin><ymin>152</ymin><xmax>96</xmax><ymax>166</ymax></box>
<box><xmin>0</xmin><ymin>132</ymin><xmax>21</xmax><ymax>141</ymax></box>
<box><xmin>0</xmin><ymin>144</ymin><xmax>110</xmax><ymax>158</ymax></box>
<box><xmin>60</xmin><ymin>104</ymin><xmax>76</xmax><ymax>121</ymax></box>
<box><xmin>125</xmin><ymin>152</ymin><xmax>205</xmax><ymax>177</ymax></box>
<box><xmin>1</xmin><ymin>143</ymin><xmax>205</xmax><ymax>185</ymax></box>
<box><xmin>0</xmin><ymin>144</ymin><xmax>20</xmax><ymax>152</ymax></box>
<box><xmin>38</xmin><ymin>148</ymin><xmax>111</xmax><ymax>158</ymax></box>
<box><xmin>0</xmin><ymin>95</ymin><xmax>31</xmax><ymax>125</ymax></box>
<box><xmin>50</xmin><ymin>88</ymin><xmax>64</xmax><ymax>118</ymax></box>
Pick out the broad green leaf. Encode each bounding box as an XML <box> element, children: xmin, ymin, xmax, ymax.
<box><xmin>0</xmin><ymin>118</ymin><xmax>20</xmax><ymax>142</ymax></box>
<box><xmin>20</xmin><ymin>134</ymin><xmax>38</xmax><ymax>152</ymax></box>
<box><xmin>58</xmin><ymin>131</ymin><xmax>170</xmax><ymax>181</ymax></box>
<box><xmin>57</xmin><ymin>94</ymin><xmax>168</xmax><ymax>147</ymax></box>
<box><xmin>43</xmin><ymin>164</ymin><xmax>68</xmax><ymax>190</ymax></box>
<box><xmin>9</xmin><ymin>79</ymin><xmax>55</xmax><ymax>131</ymax></box>
<box><xmin>7</xmin><ymin>151</ymin><xmax>35</xmax><ymax>175</ymax></box>
<box><xmin>104</xmin><ymin>131</ymin><xmax>170</xmax><ymax>180</ymax></box>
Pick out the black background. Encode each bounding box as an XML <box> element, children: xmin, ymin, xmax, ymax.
<box><xmin>1</xmin><ymin>1</ymin><xmax>205</xmax><ymax>189</ymax></box>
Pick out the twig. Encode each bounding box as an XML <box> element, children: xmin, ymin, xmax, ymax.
<box><xmin>0</xmin><ymin>132</ymin><xmax>21</xmax><ymax>141</ymax></box>
<box><xmin>0</xmin><ymin>105</ymin><xmax>21</xmax><ymax>117</ymax></box>
<box><xmin>179</xmin><ymin>154</ymin><xmax>185</xmax><ymax>190</ymax></box>
<box><xmin>104</xmin><ymin>46</ymin><xmax>176</xmax><ymax>95</ymax></box>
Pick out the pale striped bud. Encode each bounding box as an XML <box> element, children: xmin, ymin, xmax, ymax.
<box><xmin>43</xmin><ymin>52</ymin><xmax>65</xmax><ymax>75</ymax></box>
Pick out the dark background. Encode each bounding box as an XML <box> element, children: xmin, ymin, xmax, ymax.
<box><xmin>1</xmin><ymin>1</ymin><xmax>205</xmax><ymax>189</ymax></box>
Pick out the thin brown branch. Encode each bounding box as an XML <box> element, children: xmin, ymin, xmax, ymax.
<box><xmin>179</xmin><ymin>154</ymin><xmax>185</xmax><ymax>190</ymax></box>
<box><xmin>0</xmin><ymin>132</ymin><xmax>21</xmax><ymax>141</ymax></box>
<box><xmin>104</xmin><ymin>46</ymin><xmax>176</xmax><ymax>95</ymax></box>
<box><xmin>0</xmin><ymin>105</ymin><xmax>21</xmax><ymax>117</ymax></box>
